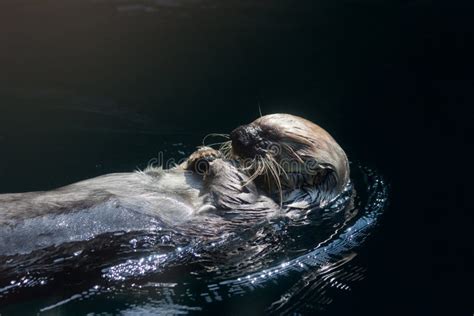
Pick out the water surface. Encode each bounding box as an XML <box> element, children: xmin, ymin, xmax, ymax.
<box><xmin>2</xmin><ymin>0</ymin><xmax>467</xmax><ymax>314</ymax></box>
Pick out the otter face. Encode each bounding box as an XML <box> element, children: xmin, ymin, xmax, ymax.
<box><xmin>225</xmin><ymin>114</ymin><xmax>350</xmax><ymax>201</ymax></box>
<box><xmin>229</xmin><ymin>114</ymin><xmax>321</xmax><ymax>184</ymax></box>
<box><xmin>230</xmin><ymin>124</ymin><xmax>277</xmax><ymax>159</ymax></box>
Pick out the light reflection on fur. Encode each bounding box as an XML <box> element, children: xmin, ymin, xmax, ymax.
<box><xmin>0</xmin><ymin>165</ymin><xmax>387</xmax><ymax>314</ymax></box>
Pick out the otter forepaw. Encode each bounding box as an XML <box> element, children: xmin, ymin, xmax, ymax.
<box><xmin>182</xmin><ymin>146</ymin><xmax>221</xmax><ymax>174</ymax></box>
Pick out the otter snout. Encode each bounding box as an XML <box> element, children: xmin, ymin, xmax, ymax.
<box><xmin>230</xmin><ymin>124</ymin><xmax>261</xmax><ymax>158</ymax></box>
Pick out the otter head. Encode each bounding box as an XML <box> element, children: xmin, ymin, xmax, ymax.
<box><xmin>226</xmin><ymin>113</ymin><xmax>349</xmax><ymax>203</ymax></box>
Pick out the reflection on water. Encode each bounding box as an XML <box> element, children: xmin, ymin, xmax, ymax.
<box><xmin>0</xmin><ymin>159</ymin><xmax>388</xmax><ymax>314</ymax></box>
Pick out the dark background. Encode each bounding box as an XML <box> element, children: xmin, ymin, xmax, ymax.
<box><xmin>0</xmin><ymin>0</ymin><xmax>472</xmax><ymax>315</ymax></box>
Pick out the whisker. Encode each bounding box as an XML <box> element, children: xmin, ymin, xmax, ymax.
<box><xmin>202</xmin><ymin>133</ymin><xmax>230</xmax><ymax>147</ymax></box>
<box><xmin>261</xmin><ymin>158</ymin><xmax>272</xmax><ymax>192</ymax></box>
<box><xmin>283</xmin><ymin>144</ymin><xmax>303</xmax><ymax>163</ymax></box>
<box><xmin>243</xmin><ymin>157</ymin><xmax>266</xmax><ymax>186</ymax></box>
<box><xmin>268</xmin><ymin>154</ymin><xmax>288</xmax><ymax>180</ymax></box>
<box><xmin>205</xmin><ymin>141</ymin><xmax>231</xmax><ymax>148</ymax></box>
<box><xmin>266</xmin><ymin>158</ymin><xmax>283</xmax><ymax>208</ymax></box>
<box><xmin>239</xmin><ymin>157</ymin><xmax>257</xmax><ymax>171</ymax></box>
<box><xmin>218</xmin><ymin>141</ymin><xmax>233</xmax><ymax>159</ymax></box>
<box><xmin>283</xmin><ymin>143</ymin><xmax>304</xmax><ymax>163</ymax></box>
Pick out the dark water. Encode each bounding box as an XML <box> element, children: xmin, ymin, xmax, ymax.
<box><xmin>0</xmin><ymin>0</ymin><xmax>472</xmax><ymax>315</ymax></box>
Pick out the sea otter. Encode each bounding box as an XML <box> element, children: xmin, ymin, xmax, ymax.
<box><xmin>0</xmin><ymin>114</ymin><xmax>350</xmax><ymax>256</ymax></box>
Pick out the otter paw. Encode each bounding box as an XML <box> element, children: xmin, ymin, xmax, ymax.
<box><xmin>184</xmin><ymin>146</ymin><xmax>221</xmax><ymax>174</ymax></box>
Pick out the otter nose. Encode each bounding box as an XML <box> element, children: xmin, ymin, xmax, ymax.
<box><xmin>230</xmin><ymin>125</ymin><xmax>250</xmax><ymax>145</ymax></box>
<box><xmin>230</xmin><ymin>124</ymin><xmax>260</xmax><ymax>157</ymax></box>
<box><xmin>230</xmin><ymin>124</ymin><xmax>260</xmax><ymax>158</ymax></box>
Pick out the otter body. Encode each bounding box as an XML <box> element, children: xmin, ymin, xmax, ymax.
<box><xmin>0</xmin><ymin>113</ymin><xmax>350</xmax><ymax>256</ymax></box>
<box><xmin>0</xmin><ymin>171</ymin><xmax>204</xmax><ymax>226</ymax></box>
<box><xmin>0</xmin><ymin>157</ymin><xmax>279</xmax><ymax>256</ymax></box>
<box><xmin>0</xmin><ymin>168</ymin><xmax>203</xmax><ymax>255</ymax></box>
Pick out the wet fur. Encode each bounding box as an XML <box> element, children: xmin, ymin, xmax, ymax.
<box><xmin>227</xmin><ymin>114</ymin><xmax>350</xmax><ymax>206</ymax></box>
<box><xmin>0</xmin><ymin>113</ymin><xmax>349</xmax><ymax>255</ymax></box>
<box><xmin>0</xmin><ymin>159</ymin><xmax>278</xmax><ymax>255</ymax></box>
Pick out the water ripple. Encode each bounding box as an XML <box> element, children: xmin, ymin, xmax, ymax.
<box><xmin>0</xmin><ymin>165</ymin><xmax>388</xmax><ymax>314</ymax></box>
